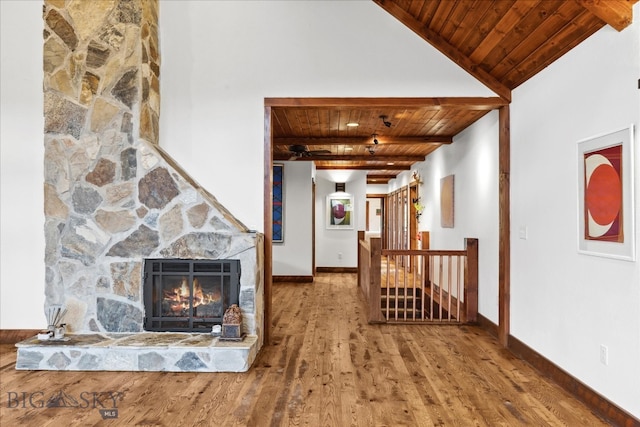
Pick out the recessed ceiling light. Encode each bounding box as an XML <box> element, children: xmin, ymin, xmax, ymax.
<box><xmin>346</xmin><ymin>122</ymin><xmax>359</xmax><ymax>127</ymax></box>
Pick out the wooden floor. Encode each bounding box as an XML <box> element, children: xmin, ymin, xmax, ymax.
<box><xmin>1</xmin><ymin>273</ymin><xmax>608</xmax><ymax>426</ymax></box>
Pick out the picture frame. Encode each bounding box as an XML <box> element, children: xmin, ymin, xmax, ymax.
<box><xmin>272</xmin><ymin>164</ymin><xmax>284</xmax><ymax>243</ymax></box>
<box><xmin>577</xmin><ymin>125</ymin><xmax>635</xmax><ymax>261</ymax></box>
<box><xmin>326</xmin><ymin>195</ymin><xmax>354</xmax><ymax>229</ymax></box>
<box><xmin>441</xmin><ymin>174</ymin><xmax>455</xmax><ymax>228</ymax></box>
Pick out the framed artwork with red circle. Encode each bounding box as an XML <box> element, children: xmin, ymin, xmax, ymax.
<box><xmin>578</xmin><ymin>125</ymin><xmax>635</xmax><ymax>261</ymax></box>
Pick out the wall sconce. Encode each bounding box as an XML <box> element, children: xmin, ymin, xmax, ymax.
<box><xmin>335</xmin><ymin>182</ymin><xmax>346</xmax><ymax>192</ymax></box>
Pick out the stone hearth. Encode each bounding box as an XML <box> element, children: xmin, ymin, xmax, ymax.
<box><xmin>16</xmin><ymin>333</ymin><xmax>258</xmax><ymax>372</ymax></box>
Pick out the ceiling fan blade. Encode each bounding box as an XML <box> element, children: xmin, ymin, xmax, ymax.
<box><xmin>308</xmin><ymin>149</ymin><xmax>331</xmax><ymax>155</ymax></box>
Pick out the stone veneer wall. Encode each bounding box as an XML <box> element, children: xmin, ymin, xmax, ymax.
<box><xmin>42</xmin><ymin>0</ymin><xmax>263</xmax><ymax>342</ymax></box>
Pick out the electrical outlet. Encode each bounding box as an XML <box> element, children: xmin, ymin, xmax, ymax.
<box><xmin>338</xmin><ymin>252</ymin><xmax>342</xmax><ymax>260</ymax></box>
<box><xmin>600</xmin><ymin>344</ymin><xmax>608</xmax><ymax>365</ymax></box>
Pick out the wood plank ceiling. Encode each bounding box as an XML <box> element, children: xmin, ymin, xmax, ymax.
<box><xmin>271</xmin><ymin>0</ymin><xmax>636</xmax><ymax>184</ymax></box>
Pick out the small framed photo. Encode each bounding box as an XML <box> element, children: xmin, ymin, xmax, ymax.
<box><xmin>326</xmin><ymin>195</ymin><xmax>354</xmax><ymax>229</ymax></box>
<box><xmin>577</xmin><ymin>125</ymin><xmax>635</xmax><ymax>261</ymax></box>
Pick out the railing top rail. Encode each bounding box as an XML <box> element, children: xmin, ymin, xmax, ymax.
<box><xmin>381</xmin><ymin>249</ymin><xmax>468</xmax><ymax>256</ymax></box>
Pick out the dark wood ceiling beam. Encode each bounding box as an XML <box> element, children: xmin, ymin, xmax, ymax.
<box><xmin>371</xmin><ymin>0</ymin><xmax>512</xmax><ymax>102</ymax></box>
<box><xmin>367</xmin><ymin>174</ymin><xmax>397</xmax><ymax>180</ymax></box>
<box><xmin>266</xmin><ymin>97</ymin><xmax>507</xmax><ymax>109</ymax></box>
<box><xmin>573</xmin><ymin>0</ymin><xmax>637</xmax><ymax>31</ymax></box>
<box><xmin>316</xmin><ymin>164</ymin><xmax>411</xmax><ymax>171</ymax></box>
<box><xmin>274</xmin><ymin>136</ymin><xmax>453</xmax><ymax>145</ymax></box>
<box><xmin>274</xmin><ymin>154</ymin><xmax>425</xmax><ymax>162</ymax></box>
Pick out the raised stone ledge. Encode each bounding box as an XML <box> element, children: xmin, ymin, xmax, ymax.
<box><xmin>15</xmin><ymin>332</ymin><xmax>258</xmax><ymax>373</ymax></box>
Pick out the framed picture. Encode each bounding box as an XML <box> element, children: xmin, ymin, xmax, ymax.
<box><xmin>577</xmin><ymin>125</ymin><xmax>635</xmax><ymax>261</ymax></box>
<box><xmin>327</xmin><ymin>195</ymin><xmax>354</xmax><ymax>229</ymax></box>
<box><xmin>272</xmin><ymin>164</ymin><xmax>284</xmax><ymax>243</ymax></box>
<box><xmin>441</xmin><ymin>174</ymin><xmax>455</xmax><ymax>228</ymax></box>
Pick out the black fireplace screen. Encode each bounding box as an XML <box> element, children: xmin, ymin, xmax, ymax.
<box><xmin>143</xmin><ymin>259</ymin><xmax>241</xmax><ymax>332</ymax></box>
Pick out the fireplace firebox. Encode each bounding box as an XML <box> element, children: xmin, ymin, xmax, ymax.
<box><xmin>143</xmin><ymin>259</ymin><xmax>241</xmax><ymax>332</ymax></box>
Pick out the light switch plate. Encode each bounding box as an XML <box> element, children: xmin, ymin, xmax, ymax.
<box><xmin>518</xmin><ymin>226</ymin><xmax>528</xmax><ymax>240</ymax></box>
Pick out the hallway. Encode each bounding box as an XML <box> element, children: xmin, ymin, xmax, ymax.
<box><xmin>1</xmin><ymin>273</ymin><xmax>608</xmax><ymax>426</ymax></box>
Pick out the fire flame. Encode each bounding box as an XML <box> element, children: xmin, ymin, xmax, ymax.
<box><xmin>163</xmin><ymin>278</ymin><xmax>221</xmax><ymax>314</ymax></box>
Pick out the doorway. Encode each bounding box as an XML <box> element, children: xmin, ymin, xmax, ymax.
<box><xmin>263</xmin><ymin>98</ymin><xmax>510</xmax><ymax>347</ymax></box>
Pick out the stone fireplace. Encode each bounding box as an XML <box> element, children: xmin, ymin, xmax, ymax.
<box><xmin>15</xmin><ymin>0</ymin><xmax>264</xmax><ymax>372</ymax></box>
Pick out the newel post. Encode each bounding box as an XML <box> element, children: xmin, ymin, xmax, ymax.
<box><xmin>370</xmin><ymin>237</ymin><xmax>384</xmax><ymax>323</ymax></box>
<box><xmin>357</xmin><ymin>231</ymin><xmax>365</xmax><ymax>289</ymax></box>
<box><xmin>464</xmin><ymin>238</ymin><xmax>479</xmax><ymax>323</ymax></box>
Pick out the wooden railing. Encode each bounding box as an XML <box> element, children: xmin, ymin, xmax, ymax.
<box><xmin>358</xmin><ymin>235</ymin><xmax>478</xmax><ymax>324</ymax></box>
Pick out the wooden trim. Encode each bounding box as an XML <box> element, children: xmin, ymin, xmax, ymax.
<box><xmin>274</xmin><ymin>154</ymin><xmax>427</xmax><ymax>162</ymax></box>
<box><xmin>464</xmin><ymin>238</ymin><xmax>479</xmax><ymax>323</ymax></box>
<box><xmin>273</xmin><ymin>276</ymin><xmax>314</xmax><ymax>283</ymax></box>
<box><xmin>274</xmin><ymin>136</ymin><xmax>453</xmax><ymax>146</ymax></box>
<box><xmin>498</xmin><ymin>105</ymin><xmax>511</xmax><ymax>347</ymax></box>
<box><xmin>357</xmin><ymin>230</ymin><xmax>365</xmax><ymax>291</ymax></box>
<box><xmin>574</xmin><ymin>0</ymin><xmax>637</xmax><ymax>32</ymax></box>
<box><xmin>0</xmin><ymin>329</ymin><xmax>39</xmax><ymax>344</ymax></box>
<box><xmin>476</xmin><ymin>313</ymin><xmax>499</xmax><ymax>338</ymax></box>
<box><xmin>419</xmin><ymin>231</ymin><xmax>430</xmax><ymax>250</ymax></box>
<box><xmin>264</xmin><ymin>97</ymin><xmax>508</xmax><ymax>109</ymax></box>
<box><xmin>475</xmin><ymin>317</ymin><xmax>638</xmax><ymax>426</ymax></box>
<box><xmin>312</xmin><ymin>178</ymin><xmax>316</xmax><ymax>275</ymax></box>
<box><xmin>368</xmin><ymin>176</ymin><xmax>396</xmax><ymax>184</ymax></box>
<box><xmin>369</xmin><ymin>237</ymin><xmax>384</xmax><ymax>323</ymax></box>
<box><xmin>264</xmin><ymin>105</ymin><xmax>273</xmax><ymax>345</ymax></box>
<box><xmin>317</xmin><ymin>164</ymin><xmax>411</xmax><ymax>171</ymax></box>
<box><xmin>508</xmin><ymin>335</ymin><xmax>640</xmax><ymax>427</ymax></box>
<box><xmin>316</xmin><ymin>267</ymin><xmax>358</xmax><ymax>273</ymax></box>
<box><xmin>366</xmin><ymin>200</ymin><xmax>370</xmax><ymax>231</ymax></box>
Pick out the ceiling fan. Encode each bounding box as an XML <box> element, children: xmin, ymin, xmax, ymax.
<box><xmin>288</xmin><ymin>144</ymin><xmax>331</xmax><ymax>160</ymax></box>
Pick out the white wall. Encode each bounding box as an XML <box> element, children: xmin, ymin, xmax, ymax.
<box><xmin>367</xmin><ymin>184</ymin><xmax>389</xmax><ymax>195</ymax></box>
<box><xmin>510</xmin><ymin>6</ymin><xmax>640</xmax><ymax>416</ymax></box>
<box><xmin>315</xmin><ymin>170</ymin><xmax>367</xmax><ymax>268</ymax></box>
<box><xmin>390</xmin><ymin>111</ymin><xmax>500</xmax><ymax>321</ymax></box>
<box><xmin>158</xmin><ymin>1</ymin><xmax>493</xmax><ymax>231</ymax></box>
<box><xmin>0</xmin><ymin>1</ymin><xmax>45</xmax><ymax>329</ymax></box>
<box><xmin>272</xmin><ymin>162</ymin><xmax>313</xmax><ymax>276</ymax></box>
<box><xmin>0</xmin><ymin>1</ymin><xmax>489</xmax><ymax>329</ymax></box>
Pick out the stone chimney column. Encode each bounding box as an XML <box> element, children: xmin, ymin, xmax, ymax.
<box><xmin>43</xmin><ymin>0</ymin><xmax>159</xmax><ymax>332</ymax></box>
